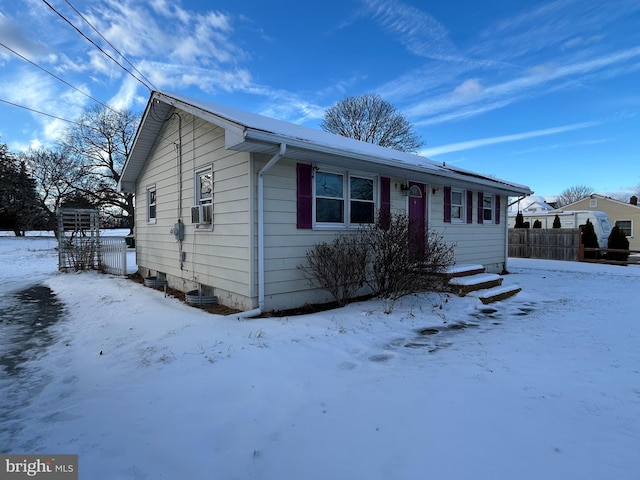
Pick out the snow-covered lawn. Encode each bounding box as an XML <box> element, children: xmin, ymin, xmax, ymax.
<box><xmin>1</xmin><ymin>236</ymin><xmax>639</xmax><ymax>479</ymax></box>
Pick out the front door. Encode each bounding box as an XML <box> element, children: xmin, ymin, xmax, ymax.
<box><xmin>408</xmin><ymin>182</ymin><xmax>426</xmax><ymax>257</ymax></box>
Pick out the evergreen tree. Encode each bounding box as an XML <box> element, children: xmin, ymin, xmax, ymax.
<box><xmin>607</xmin><ymin>225</ymin><xmax>629</xmax><ymax>261</ymax></box>
<box><xmin>581</xmin><ymin>219</ymin><xmax>599</xmax><ymax>259</ymax></box>
<box><xmin>0</xmin><ymin>144</ymin><xmax>44</xmax><ymax>235</ymax></box>
<box><xmin>553</xmin><ymin>214</ymin><xmax>561</xmax><ymax>228</ymax></box>
<box><xmin>533</xmin><ymin>219</ymin><xmax>542</xmax><ymax>229</ymax></box>
<box><xmin>514</xmin><ymin>211</ymin><xmax>526</xmax><ymax>228</ymax></box>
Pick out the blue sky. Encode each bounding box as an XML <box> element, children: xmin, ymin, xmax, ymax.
<box><xmin>1</xmin><ymin>0</ymin><xmax>639</xmax><ymax>197</ymax></box>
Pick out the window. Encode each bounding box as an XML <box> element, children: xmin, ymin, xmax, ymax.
<box><xmin>194</xmin><ymin>165</ymin><xmax>213</xmax><ymax>228</ymax></box>
<box><xmin>314</xmin><ymin>169</ymin><xmax>376</xmax><ymax>226</ymax></box>
<box><xmin>615</xmin><ymin>220</ymin><xmax>632</xmax><ymax>237</ymax></box>
<box><xmin>483</xmin><ymin>194</ymin><xmax>494</xmax><ymax>222</ymax></box>
<box><xmin>590</xmin><ymin>198</ymin><xmax>597</xmax><ymax>208</ymax></box>
<box><xmin>350</xmin><ymin>176</ymin><xmax>375</xmax><ymax>224</ymax></box>
<box><xmin>146</xmin><ymin>185</ymin><xmax>156</xmax><ymax>224</ymax></box>
<box><xmin>315</xmin><ymin>171</ymin><xmax>344</xmax><ymax>223</ymax></box>
<box><xmin>451</xmin><ymin>189</ymin><xmax>464</xmax><ymax>221</ymax></box>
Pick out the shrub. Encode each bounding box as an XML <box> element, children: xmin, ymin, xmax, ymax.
<box><xmin>533</xmin><ymin>219</ymin><xmax>542</xmax><ymax>229</ymax></box>
<box><xmin>606</xmin><ymin>225</ymin><xmax>629</xmax><ymax>261</ymax></box>
<box><xmin>553</xmin><ymin>214</ymin><xmax>561</xmax><ymax>228</ymax></box>
<box><xmin>581</xmin><ymin>219</ymin><xmax>599</xmax><ymax>259</ymax></box>
<box><xmin>360</xmin><ymin>211</ymin><xmax>455</xmax><ymax>313</ymax></box>
<box><xmin>298</xmin><ymin>233</ymin><xmax>368</xmax><ymax>307</ymax></box>
<box><xmin>514</xmin><ymin>212</ymin><xmax>526</xmax><ymax>228</ymax></box>
<box><xmin>299</xmin><ymin>211</ymin><xmax>456</xmax><ymax>312</ymax></box>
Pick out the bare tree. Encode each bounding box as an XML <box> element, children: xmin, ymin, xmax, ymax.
<box><xmin>60</xmin><ymin>105</ymin><xmax>139</xmax><ymax>232</ymax></box>
<box><xmin>22</xmin><ymin>147</ymin><xmax>83</xmax><ymax>230</ymax></box>
<box><xmin>556</xmin><ymin>185</ymin><xmax>595</xmax><ymax>207</ymax></box>
<box><xmin>321</xmin><ymin>93</ymin><xmax>424</xmax><ymax>153</ymax></box>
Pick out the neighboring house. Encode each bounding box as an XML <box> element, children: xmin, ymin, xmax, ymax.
<box><xmin>118</xmin><ymin>91</ymin><xmax>532</xmax><ymax>314</ymax></box>
<box><xmin>508</xmin><ymin>195</ymin><xmax>554</xmax><ymax>214</ymax></box>
<box><xmin>562</xmin><ymin>194</ymin><xmax>640</xmax><ymax>250</ymax></box>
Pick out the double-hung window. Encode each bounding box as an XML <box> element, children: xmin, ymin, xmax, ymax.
<box><xmin>146</xmin><ymin>185</ymin><xmax>157</xmax><ymax>224</ymax></box>
<box><xmin>314</xmin><ymin>169</ymin><xmax>376</xmax><ymax>227</ymax></box>
<box><xmin>451</xmin><ymin>189</ymin><xmax>464</xmax><ymax>222</ymax></box>
<box><xmin>194</xmin><ymin>165</ymin><xmax>213</xmax><ymax>229</ymax></box>
<box><xmin>483</xmin><ymin>194</ymin><xmax>494</xmax><ymax>223</ymax></box>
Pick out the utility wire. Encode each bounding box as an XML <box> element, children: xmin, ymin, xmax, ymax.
<box><xmin>0</xmin><ymin>97</ymin><xmax>97</xmax><ymax>130</ymax></box>
<box><xmin>41</xmin><ymin>0</ymin><xmax>153</xmax><ymax>91</ymax></box>
<box><xmin>0</xmin><ymin>41</ymin><xmax>117</xmax><ymax>114</ymax></box>
<box><xmin>63</xmin><ymin>0</ymin><xmax>158</xmax><ymax>91</ymax></box>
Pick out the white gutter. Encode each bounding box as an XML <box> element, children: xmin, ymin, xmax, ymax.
<box><xmin>234</xmin><ymin>142</ymin><xmax>287</xmax><ymax>319</ymax></box>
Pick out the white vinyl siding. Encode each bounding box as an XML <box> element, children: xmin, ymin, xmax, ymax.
<box><xmin>433</xmin><ymin>188</ymin><xmax>506</xmax><ymax>272</ymax></box>
<box><xmin>134</xmin><ymin>113</ymin><xmax>254</xmax><ymax>310</ymax></box>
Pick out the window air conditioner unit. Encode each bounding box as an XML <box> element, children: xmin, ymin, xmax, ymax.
<box><xmin>191</xmin><ymin>204</ymin><xmax>213</xmax><ymax>225</ymax></box>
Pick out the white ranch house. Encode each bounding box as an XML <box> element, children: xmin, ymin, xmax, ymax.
<box><xmin>119</xmin><ymin>91</ymin><xmax>532</xmax><ymax>314</ymax></box>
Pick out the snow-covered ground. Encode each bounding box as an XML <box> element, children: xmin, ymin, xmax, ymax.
<box><xmin>1</xmin><ymin>234</ymin><xmax>639</xmax><ymax>479</ymax></box>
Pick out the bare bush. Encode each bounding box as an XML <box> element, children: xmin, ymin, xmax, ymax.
<box><xmin>299</xmin><ymin>211</ymin><xmax>456</xmax><ymax>313</ymax></box>
<box><xmin>298</xmin><ymin>233</ymin><xmax>368</xmax><ymax>307</ymax></box>
<box><xmin>362</xmin><ymin>212</ymin><xmax>455</xmax><ymax>312</ymax></box>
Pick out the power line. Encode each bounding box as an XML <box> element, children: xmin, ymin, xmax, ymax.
<box><xmin>0</xmin><ymin>97</ymin><xmax>92</xmax><ymax>129</ymax></box>
<box><xmin>41</xmin><ymin>0</ymin><xmax>153</xmax><ymax>91</ymax></box>
<box><xmin>63</xmin><ymin>0</ymin><xmax>158</xmax><ymax>91</ymax></box>
<box><xmin>0</xmin><ymin>41</ymin><xmax>117</xmax><ymax>114</ymax></box>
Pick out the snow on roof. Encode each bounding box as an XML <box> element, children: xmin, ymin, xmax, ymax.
<box><xmin>121</xmin><ymin>90</ymin><xmax>532</xmax><ymax>195</ymax></box>
<box><xmin>508</xmin><ymin>195</ymin><xmax>554</xmax><ymax>213</ymax></box>
<box><xmin>163</xmin><ymin>90</ymin><xmax>450</xmax><ymax>172</ymax></box>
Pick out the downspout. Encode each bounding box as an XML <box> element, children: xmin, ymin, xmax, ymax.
<box><xmin>504</xmin><ymin>194</ymin><xmax>509</xmax><ymax>273</ymax></box>
<box><xmin>235</xmin><ymin>143</ymin><xmax>287</xmax><ymax>319</ymax></box>
<box><xmin>506</xmin><ymin>194</ymin><xmax>527</xmax><ymax>273</ymax></box>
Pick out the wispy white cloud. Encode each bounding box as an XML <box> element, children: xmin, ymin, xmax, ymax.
<box><xmin>513</xmin><ymin>138</ymin><xmax>608</xmax><ymax>155</ymax></box>
<box><xmin>405</xmin><ymin>45</ymin><xmax>640</xmax><ymax>126</ymax></box>
<box><xmin>367</xmin><ymin>0</ymin><xmax>640</xmax><ymax>130</ymax></box>
<box><xmin>420</xmin><ymin>121</ymin><xmax>600</xmax><ymax>157</ymax></box>
<box><xmin>360</xmin><ymin>0</ymin><xmax>459</xmax><ymax>61</ymax></box>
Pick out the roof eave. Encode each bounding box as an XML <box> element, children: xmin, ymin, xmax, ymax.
<box><xmin>239</xmin><ymin>129</ymin><xmax>532</xmax><ymax>196</ymax></box>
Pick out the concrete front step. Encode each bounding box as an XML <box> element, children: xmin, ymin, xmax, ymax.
<box><xmin>448</xmin><ymin>273</ymin><xmax>503</xmax><ymax>296</ymax></box>
<box><xmin>474</xmin><ymin>284</ymin><xmax>522</xmax><ymax>304</ymax></box>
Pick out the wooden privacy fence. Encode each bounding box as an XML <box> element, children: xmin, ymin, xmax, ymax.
<box><xmin>508</xmin><ymin>228</ymin><xmax>580</xmax><ymax>261</ymax></box>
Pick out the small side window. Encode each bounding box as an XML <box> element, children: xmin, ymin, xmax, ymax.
<box><xmin>147</xmin><ymin>185</ymin><xmax>157</xmax><ymax>224</ymax></box>
<box><xmin>194</xmin><ymin>165</ymin><xmax>213</xmax><ymax>229</ymax></box>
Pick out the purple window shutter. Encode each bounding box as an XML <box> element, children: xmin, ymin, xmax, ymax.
<box><xmin>296</xmin><ymin>163</ymin><xmax>312</xmax><ymax>229</ymax></box>
<box><xmin>477</xmin><ymin>192</ymin><xmax>484</xmax><ymax>224</ymax></box>
<box><xmin>495</xmin><ymin>195</ymin><xmax>501</xmax><ymax>224</ymax></box>
<box><xmin>444</xmin><ymin>186</ymin><xmax>451</xmax><ymax>223</ymax></box>
<box><xmin>380</xmin><ymin>177</ymin><xmax>391</xmax><ymax>229</ymax></box>
<box><xmin>466</xmin><ymin>190</ymin><xmax>473</xmax><ymax>224</ymax></box>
